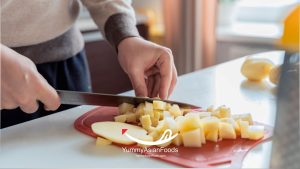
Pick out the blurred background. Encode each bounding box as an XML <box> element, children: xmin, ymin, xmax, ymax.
<box><xmin>76</xmin><ymin>0</ymin><xmax>299</xmax><ymax>94</ymax></box>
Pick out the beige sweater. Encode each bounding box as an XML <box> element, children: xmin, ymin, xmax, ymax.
<box><xmin>0</xmin><ymin>0</ymin><xmax>139</xmax><ymax>63</ymax></box>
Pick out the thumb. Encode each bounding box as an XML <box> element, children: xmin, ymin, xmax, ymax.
<box><xmin>128</xmin><ymin>70</ymin><xmax>148</xmax><ymax>97</ymax></box>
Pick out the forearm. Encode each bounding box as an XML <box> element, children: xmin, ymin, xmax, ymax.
<box><xmin>81</xmin><ymin>0</ymin><xmax>140</xmax><ymax>49</ymax></box>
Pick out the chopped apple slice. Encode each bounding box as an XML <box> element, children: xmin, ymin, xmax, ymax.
<box><xmin>96</xmin><ymin>137</ymin><xmax>112</xmax><ymax>146</ymax></box>
<box><xmin>247</xmin><ymin>125</ymin><xmax>264</xmax><ymax>140</ymax></box>
<box><xmin>140</xmin><ymin>114</ymin><xmax>152</xmax><ymax>131</ymax></box>
<box><xmin>118</xmin><ymin>103</ymin><xmax>134</xmax><ymax>114</ymax></box>
<box><xmin>219</xmin><ymin>122</ymin><xmax>236</xmax><ymax>139</ymax></box>
<box><xmin>153</xmin><ymin>100</ymin><xmax>167</xmax><ymax>110</ymax></box>
<box><xmin>237</xmin><ymin>120</ymin><xmax>250</xmax><ymax>139</ymax></box>
<box><xmin>169</xmin><ymin>104</ymin><xmax>183</xmax><ymax>117</ymax></box>
<box><xmin>91</xmin><ymin>122</ymin><xmax>148</xmax><ymax>145</ymax></box>
<box><xmin>182</xmin><ymin>128</ymin><xmax>202</xmax><ymax>147</ymax></box>
<box><xmin>114</xmin><ymin>114</ymin><xmax>127</xmax><ymax>123</ymax></box>
<box><xmin>233</xmin><ymin>113</ymin><xmax>254</xmax><ymax>125</ymax></box>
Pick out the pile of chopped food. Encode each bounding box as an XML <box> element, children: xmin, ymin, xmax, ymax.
<box><xmin>92</xmin><ymin>101</ymin><xmax>265</xmax><ymax>147</ymax></box>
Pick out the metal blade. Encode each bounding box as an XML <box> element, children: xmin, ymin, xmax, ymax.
<box><xmin>57</xmin><ymin>90</ymin><xmax>199</xmax><ymax>109</ymax></box>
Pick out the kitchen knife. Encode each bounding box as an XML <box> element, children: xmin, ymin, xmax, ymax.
<box><xmin>57</xmin><ymin>90</ymin><xmax>200</xmax><ymax>109</ymax></box>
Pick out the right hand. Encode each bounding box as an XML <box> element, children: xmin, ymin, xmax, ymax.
<box><xmin>0</xmin><ymin>44</ymin><xmax>60</xmax><ymax>113</ymax></box>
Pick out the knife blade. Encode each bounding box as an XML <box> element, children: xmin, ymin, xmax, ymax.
<box><xmin>57</xmin><ymin>90</ymin><xmax>199</xmax><ymax>109</ymax></box>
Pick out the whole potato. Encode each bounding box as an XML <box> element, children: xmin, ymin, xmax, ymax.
<box><xmin>241</xmin><ymin>58</ymin><xmax>274</xmax><ymax>81</ymax></box>
<box><xmin>269</xmin><ymin>65</ymin><xmax>281</xmax><ymax>85</ymax></box>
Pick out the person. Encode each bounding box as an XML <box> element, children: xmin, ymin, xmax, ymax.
<box><xmin>0</xmin><ymin>0</ymin><xmax>177</xmax><ymax>128</ymax></box>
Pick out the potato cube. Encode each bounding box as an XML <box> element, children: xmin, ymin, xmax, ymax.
<box><xmin>166</xmin><ymin>103</ymin><xmax>172</xmax><ymax>110</ymax></box>
<box><xmin>206</xmin><ymin>130</ymin><xmax>219</xmax><ymax>142</ymax></box>
<box><xmin>169</xmin><ymin>104</ymin><xmax>183</xmax><ymax>117</ymax></box>
<box><xmin>135</xmin><ymin>103</ymin><xmax>145</xmax><ymax>117</ymax></box>
<box><xmin>220</xmin><ymin>117</ymin><xmax>240</xmax><ymax>134</ymax></box>
<box><xmin>152</xmin><ymin>110</ymin><xmax>161</xmax><ymax>127</ymax></box>
<box><xmin>144</xmin><ymin>102</ymin><xmax>154</xmax><ymax>117</ymax></box>
<box><xmin>179</xmin><ymin>116</ymin><xmax>202</xmax><ymax>133</ymax></box>
<box><xmin>238</xmin><ymin>120</ymin><xmax>250</xmax><ymax>139</ymax></box>
<box><xmin>140</xmin><ymin>114</ymin><xmax>152</xmax><ymax>131</ymax></box>
<box><xmin>165</xmin><ymin>117</ymin><xmax>179</xmax><ymax>134</ymax></box>
<box><xmin>248</xmin><ymin>125</ymin><xmax>264</xmax><ymax>140</ymax></box>
<box><xmin>125</xmin><ymin>113</ymin><xmax>137</xmax><ymax>123</ymax></box>
<box><xmin>182</xmin><ymin>128</ymin><xmax>202</xmax><ymax>147</ymax></box>
<box><xmin>172</xmin><ymin>134</ymin><xmax>183</xmax><ymax>146</ymax></box>
<box><xmin>233</xmin><ymin>113</ymin><xmax>254</xmax><ymax>125</ymax></box>
<box><xmin>118</xmin><ymin>103</ymin><xmax>134</xmax><ymax>114</ymax></box>
<box><xmin>201</xmin><ymin>117</ymin><xmax>220</xmax><ymax>142</ymax></box>
<box><xmin>185</xmin><ymin>111</ymin><xmax>211</xmax><ymax>119</ymax></box>
<box><xmin>219</xmin><ymin>122</ymin><xmax>236</xmax><ymax>139</ymax></box>
<box><xmin>213</xmin><ymin>105</ymin><xmax>231</xmax><ymax>118</ymax></box>
<box><xmin>162</xmin><ymin>111</ymin><xmax>173</xmax><ymax>119</ymax></box>
<box><xmin>153</xmin><ymin>100</ymin><xmax>167</xmax><ymax>110</ymax></box>
<box><xmin>96</xmin><ymin>137</ymin><xmax>112</xmax><ymax>146</ymax></box>
<box><xmin>114</xmin><ymin>114</ymin><xmax>127</xmax><ymax>123</ymax></box>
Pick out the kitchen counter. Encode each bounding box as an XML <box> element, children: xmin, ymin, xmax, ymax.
<box><xmin>0</xmin><ymin>51</ymin><xmax>284</xmax><ymax>168</ymax></box>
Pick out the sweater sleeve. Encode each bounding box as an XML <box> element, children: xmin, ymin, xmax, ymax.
<box><xmin>81</xmin><ymin>0</ymin><xmax>140</xmax><ymax>49</ymax></box>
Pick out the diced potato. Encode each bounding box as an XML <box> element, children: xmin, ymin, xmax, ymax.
<box><xmin>169</xmin><ymin>104</ymin><xmax>183</xmax><ymax>117</ymax></box>
<box><xmin>126</xmin><ymin>113</ymin><xmax>137</xmax><ymax>123</ymax></box>
<box><xmin>162</xmin><ymin>111</ymin><xmax>173</xmax><ymax>119</ymax></box>
<box><xmin>135</xmin><ymin>103</ymin><xmax>145</xmax><ymax>117</ymax></box>
<box><xmin>155</xmin><ymin>120</ymin><xmax>169</xmax><ymax>134</ymax></box>
<box><xmin>144</xmin><ymin>102</ymin><xmax>154</xmax><ymax>117</ymax></box>
<box><xmin>248</xmin><ymin>125</ymin><xmax>264</xmax><ymax>140</ymax></box>
<box><xmin>269</xmin><ymin>65</ymin><xmax>281</xmax><ymax>85</ymax></box>
<box><xmin>166</xmin><ymin>103</ymin><xmax>172</xmax><ymax>110</ymax></box>
<box><xmin>185</xmin><ymin>111</ymin><xmax>211</xmax><ymax>119</ymax></box>
<box><xmin>179</xmin><ymin>116</ymin><xmax>202</xmax><ymax>133</ymax></box>
<box><xmin>233</xmin><ymin>113</ymin><xmax>254</xmax><ymax>125</ymax></box>
<box><xmin>118</xmin><ymin>103</ymin><xmax>134</xmax><ymax>114</ymax></box>
<box><xmin>152</xmin><ymin>110</ymin><xmax>161</xmax><ymax>127</ymax></box>
<box><xmin>213</xmin><ymin>105</ymin><xmax>231</xmax><ymax>118</ymax></box>
<box><xmin>114</xmin><ymin>114</ymin><xmax>127</xmax><ymax>123</ymax></box>
<box><xmin>220</xmin><ymin>117</ymin><xmax>240</xmax><ymax>134</ymax></box>
<box><xmin>201</xmin><ymin>117</ymin><xmax>220</xmax><ymax>142</ymax></box>
<box><xmin>153</xmin><ymin>100</ymin><xmax>167</xmax><ymax>110</ymax></box>
<box><xmin>206</xmin><ymin>130</ymin><xmax>219</xmax><ymax>142</ymax></box>
<box><xmin>165</xmin><ymin>117</ymin><xmax>179</xmax><ymax>134</ymax></box>
<box><xmin>96</xmin><ymin>137</ymin><xmax>112</xmax><ymax>146</ymax></box>
<box><xmin>238</xmin><ymin>120</ymin><xmax>250</xmax><ymax>139</ymax></box>
<box><xmin>182</xmin><ymin>128</ymin><xmax>202</xmax><ymax>147</ymax></box>
<box><xmin>219</xmin><ymin>122</ymin><xmax>236</xmax><ymax>139</ymax></box>
<box><xmin>140</xmin><ymin>114</ymin><xmax>152</xmax><ymax>131</ymax></box>
<box><xmin>241</xmin><ymin>58</ymin><xmax>274</xmax><ymax>81</ymax></box>
<box><xmin>200</xmin><ymin>125</ymin><xmax>206</xmax><ymax>144</ymax></box>
<box><xmin>91</xmin><ymin>122</ymin><xmax>148</xmax><ymax>145</ymax></box>
<box><xmin>172</xmin><ymin>134</ymin><xmax>183</xmax><ymax>146</ymax></box>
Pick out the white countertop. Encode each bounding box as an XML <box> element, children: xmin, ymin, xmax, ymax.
<box><xmin>0</xmin><ymin>51</ymin><xmax>285</xmax><ymax>168</ymax></box>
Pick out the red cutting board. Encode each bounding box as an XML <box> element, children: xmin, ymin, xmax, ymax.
<box><xmin>74</xmin><ymin>106</ymin><xmax>273</xmax><ymax>168</ymax></box>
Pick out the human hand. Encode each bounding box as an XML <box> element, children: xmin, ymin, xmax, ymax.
<box><xmin>0</xmin><ymin>44</ymin><xmax>60</xmax><ymax>113</ymax></box>
<box><xmin>117</xmin><ymin>37</ymin><xmax>177</xmax><ymax>99</ymax></box>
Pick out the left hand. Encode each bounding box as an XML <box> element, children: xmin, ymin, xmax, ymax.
<box><xmin>117</xmin><ymin>37</ymin><xmax>177</xmax><ymax>99</ymax></box>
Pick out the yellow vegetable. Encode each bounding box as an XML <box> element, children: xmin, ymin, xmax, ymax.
<box><xmin>219</xmin><ymin>122</ymin><xmax>236</xmax><ymax>139</ymax></box>
<box><xmin>201</xmin><ymin>117</ymin><xmax>220</xmax><ymax>142</ymax></box>
<box><xmin>247</xmin><ymin>125</ymin><xmax>264</xmax><ymax>140</ymax></box>
<box><xmin>125</xmin><ymin>113</ymin><xmax>137</xmax><ymax>123</ymax></box>
<box><xmin>172</xmin><ymin>134</ymin><xmax>183</xmax><ymax>146</ymax></box>
<box><xmin>237</xmin><ymin>120</ymin><xmax>250</xmax><ymax>139</ymax></box>
<box><xmin>96</xmin><ymin>137</ymin><xmax>112</xmax><ymax>146</ymax></box>
<box><xmin>118</xmin><ymin>103</ymin><xmax>134</xmax><ymax>114</ymax></box>
<box><xmin>241</xmin><ymin>58</ymin><xmax>274</xmax><ymax>81</ymax></box>
<box><xmin>153</xmin><ymin>100</ymin><xmax>167</xmax><ymax>110</ymax></box>
<box><xmin>179</xmin><ymin>116</ymin><xmax>202</xmax><ymax>133</ymax></box>
<box><xmin>140</xmin><ymin>114</ymin><xmax>152</xmax><ymax>131</ymax></box>
<box><xmin>182</xmin><ymin>128</ymin><xmax>202</xmax><ymax>147</ymax></box>
<box><xmin>269</xmin><ymin>65</ymin><xmax>281</xmax><ymax>85</ymax></box>
<box><xmin>114</xmin><ymin>114</ymin><xmax>127</xmax><ymax>123</ymax></box>
<box><xmin>169</xmin><ymin>104</ymin><xmax>183</xmax><ymax>117</ymax></box>
<box><xmin>144</xmin><ymin>102</ymin><xmax>154</xmax><ymax>117</ymax></box>
<box><xmin>232</xmin><ymin>113</ymin><xmax>254</xmax><ymax>125</ymax></box>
